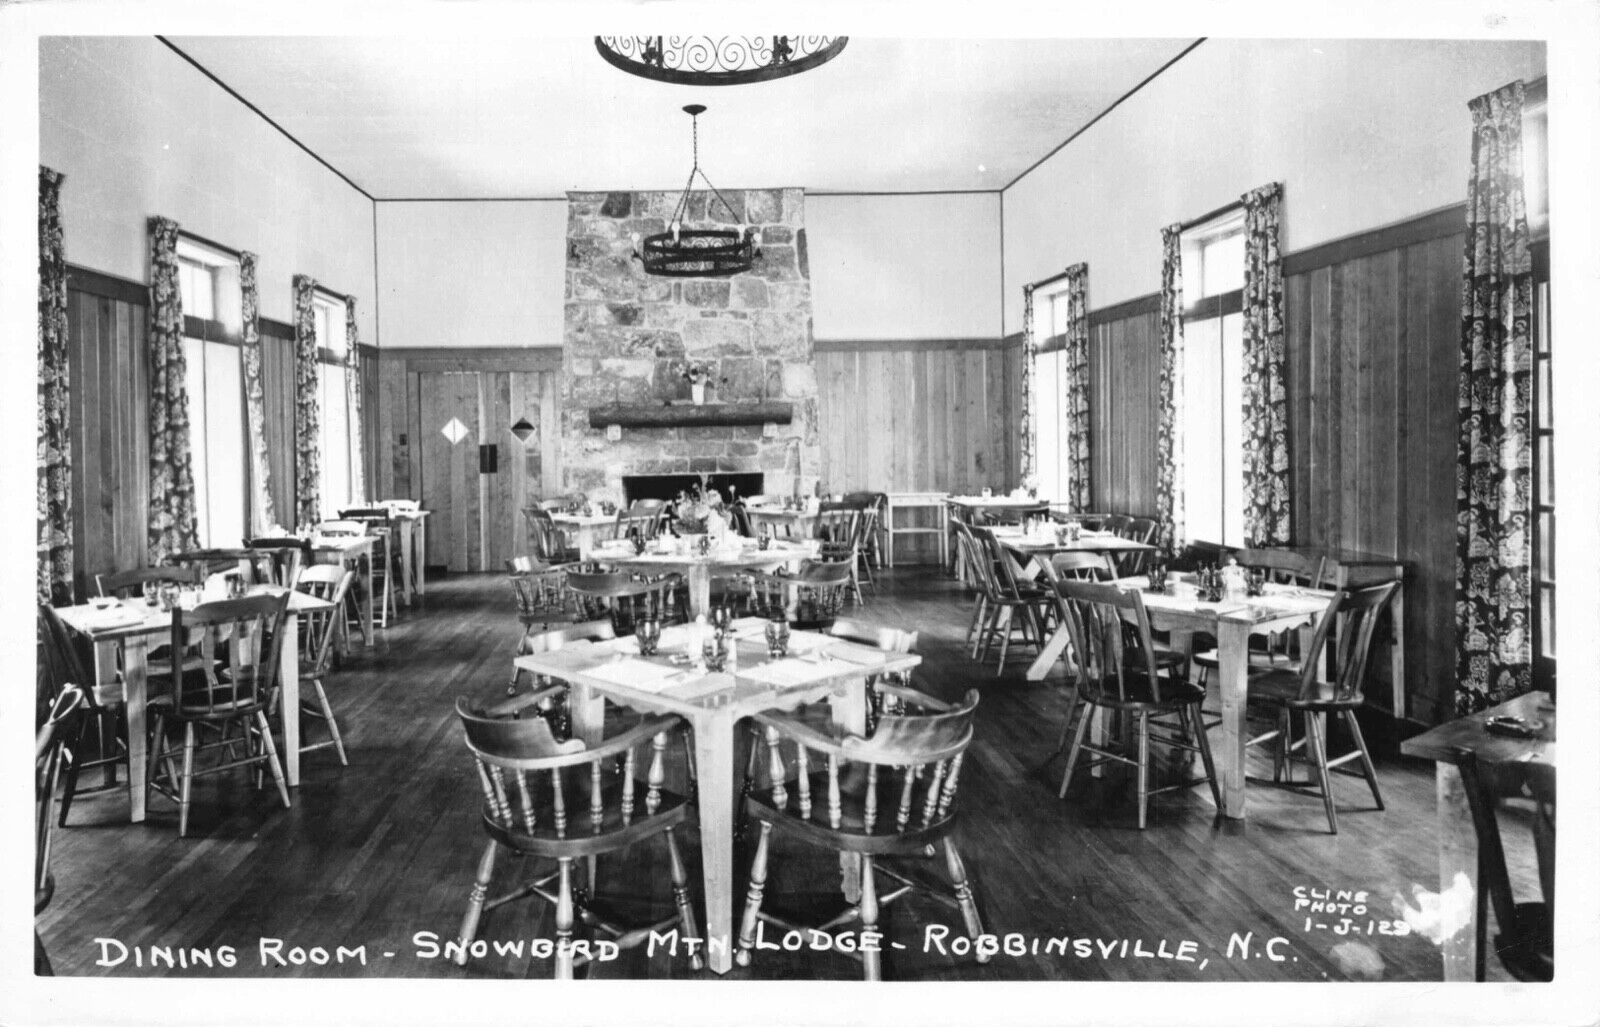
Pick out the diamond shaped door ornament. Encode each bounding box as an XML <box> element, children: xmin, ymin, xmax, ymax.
<box><xmin>510</xmin><ymin>417</ymin><xmax>536</xmax><ymax>444</ymax></box>
<box><xmin>440</xmin><ymin>417</ymin><xmax>469</xmax><ymax>445</ymax></box>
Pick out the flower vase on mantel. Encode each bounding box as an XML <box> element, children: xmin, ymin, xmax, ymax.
<box><xmin>691</xmin><ymin>381</ymin><xmax>706</xmax><ymax>406</ymax></box>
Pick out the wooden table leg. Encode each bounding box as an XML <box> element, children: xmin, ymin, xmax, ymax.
<box><xmin>1436</xmin><ymin>763</ymin><xmax>1480</xmax><ymax>981</ymax></box>
<box><xmin>831</xmin><ymin>679</ymin><xmax>867</xmax><ymax>902</ymax></box>
<box><xmin>281</xmin><ymin>613</ymin><xmax>301</xmax><ymax>788</ymax></box>
<box><xmin>109</xmin><ymin>638</ymin><xmax>148</xmax><ymax>823</ymax></box>
<box><xmin>1216</xmin><ymin>617</ymin><xmax>1252</xmax><ymax>819</ymax></box>
<box><xmin>687</xmin><ymin>564</ymin><xmax>711</xmax><ymax>620</ymax></box>
<box><xmin>568</xmin><ymin>680</ymin><xmax>604</xmax><ymax>747</ymax></box>
<box><xmin>360</xmin><ymin>551</ymin><xmax>375</xmax><ymax>644</ymax></box>
<box><xmin>1389</xmin><ymin>577</ymin><xmax>1407</xmax><ymax>718</ymax></box>
<box><xmin>694</xmin><ymin>705</ymin><xmax>737</xmax><ymax>974</ymax></box>
<box><xmin>1026</xmin><ymin>623</ymin><xmax>1071</xmax><ymax>681</ymax></box>
<box><xmin>415</xmin><ymin>517</ymin><xmax>427</xmax><ymax>595</ymax></box>
<box><xmin>397</xmin><ymin>520</ymin><xmax>415</xmax><ymax>608</ymax></box>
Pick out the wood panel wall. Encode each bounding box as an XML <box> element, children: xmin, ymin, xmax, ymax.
<box><xmin>258</xmin><ymin>328</ymin><xmax>298</xmax><ymax>525</ymax></box>
<box><xmin>371</xmin><ymin>348</ymin><xmax>563</xmax><ymax>571</ymax></box>
<box><xmin>64</xmin><ymin>287</ymin><xmax>149</xmax><ymax>599</ymax></box>
<box><xmin>1081</xmin><ymin>210</ymin><xmax>1467</xmax><ymax>723</ymax></box>
<box><xmin>815</xmin><ymin>343</ymin><xmax>1020</xmax><ymax>494</ymax></box>
<box><xmin>1285</xmin><ymin>231</ymin><xmax>1463</xmax><ymax>724</ymax></box>
<box><xmin>61</xmin><ymin>269</ymin><xmax>325</xmax><ymax>592</ymax></box>
<box><xmin>1087</xmin><ymin>311</ymin><xmax>1160</xmax><ymax>516</ymax></box>
<box><xmin>815</xmin><ymin>342</ymin><xmax>1021</xmax><ymax>563</ymax></box>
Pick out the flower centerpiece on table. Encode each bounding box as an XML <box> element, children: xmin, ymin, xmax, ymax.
<box><xmin>673</xmin><ymin>473</ymin><xmax>727</xmax><ymax>536</ymax></box>
<box><xmin>681</xmin><ymin>362</ymin><xmax>727</xmax><ymax>405</ymax></box>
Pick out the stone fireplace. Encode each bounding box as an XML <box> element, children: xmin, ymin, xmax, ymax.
<box><xmin>559</xmin><ymin>188</ymin><xmax>819</xmax><ymax>508</ymax></box>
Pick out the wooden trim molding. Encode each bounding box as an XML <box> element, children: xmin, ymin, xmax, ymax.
<box><xmin>1283</xmin><ymin>204</ymin><xmax>1466</xmax><ymax>277</ymax></box>
<box><xmin>66</xmin><ymin>264</ymin><xmax>146</xmax><ymax>306</ymax></box>
<box><xmin>260</xmin><ymin>317</ymin><xmax>295</xmax><ymax>341</ymax></box>
<box><xmin>813</xmin><ymin>337</ymin><xmax>1012</xmax><ymax>353</ymax></box>
<box><xmin>1077</xmin><ymin>204</ymin><xmax>1469</xmax><ymax>331</ymax></box>
<box><xmin>1088</xmin><ymin>293</ymin><xmax>1161</xmax><ymax>327</ymax></box>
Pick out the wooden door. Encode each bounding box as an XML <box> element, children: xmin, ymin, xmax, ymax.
<box><xmin>419</xmin><ymin>371</ymin><xmax>483</xmax><ymax>572</ymax></box>
<box><xmin>417</xmin><ymin>369</ymin><xmax>560</xmax><ymax>573</ymax></box>
<box><xmin>481</xmin><ymin>369</ymin><xmax>561</xmax><ymax>569</ymax></box>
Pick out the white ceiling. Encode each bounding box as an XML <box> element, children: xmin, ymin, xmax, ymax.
<box><xmin>167</xmin><ymin>36</ymin><xmax>1196</xmax><ymax>198</ymax></box>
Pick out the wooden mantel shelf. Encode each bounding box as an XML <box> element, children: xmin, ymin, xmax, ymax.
<box><xmin>587</xmin><ymin>401</ymin><xmax>794</xmax><ymax>430</ymax></box>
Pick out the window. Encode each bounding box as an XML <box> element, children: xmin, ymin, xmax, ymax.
<box><xmin>1179</xmin><ymin>208</ymin><xmax>1246</xmax><ymax>547</ymax></box>
<box><xmin>1527</xmin><ymin>83</ymin><xmax>1553</xmax><ymax>690</ymax></box>
<box><xmin>177</xmin><ymin>239</ymin><xmax>245</xmax><ymax>548</ymax></box>
<box><xmin>1033</xmin><ymin>284</ymin><xmax>1073</xmax><ymax>504</ymax></box>
<box><xmin>312</xmin><ymin>291</ymin><xmax>356</xmax><ymax>513</ymax></box>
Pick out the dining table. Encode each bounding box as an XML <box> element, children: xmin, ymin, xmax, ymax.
<box><xmin>53</xmin><ymin>583</ymin><xmax>336</xmax><ymax>823</ymax></box>
<box><xmin>741</xmin><ymin>502</ymin><xmax>821</xmax><ymax>541</ymax></box>
<box><xmin>945</xmin><ymin>493</ymin><xmax>1051</xmax><ymax>522</ymax></box>
<box><xmin>992</xmin><ymin>524</ymin><xmax>1155</xmax><ymax>583</ymax></box>
<box><xmin>550</xmin><ymin>510</ymin><xmax>623</xmax><ymax>559</ymax></box>
<box><xmin>513</xmin><ymin>617</ymin><xmax>919</xmax><ymax>975</ymax></box>
<box><xmin>1400</xmin><ymin>690</ymin><xmax>1555</xmax><ymax>981</ymax></box>
<box><xmin>378</xmin><ymin>505</ymin><xmax>431</xmax><ymax>603</ymax></box>
<box><xmin>307</xmin><ymin>533</ymin><xmax>377</xmax><ymax>647</ymax></box>
<box><xmin>1027</xmin><ymin>574</ymin><xmax>1333</xmax><ymax>819</ymax></box>
<box><xmin>589</xmin><ymin>535</ymin><xmax>820</xmax><ymax>618</ymax></box>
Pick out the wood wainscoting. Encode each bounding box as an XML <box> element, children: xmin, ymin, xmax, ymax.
<box><xmin>370</xmin><ymin>347</ymin><xmax>563</xmax><ymax>574</ymax></box>
<box><xmin>60</xmin><ymin>265</ymin><xmax>360</xmax><ymax>598</ymax></box>
<box><xmin>814</xmin><ymin>337</ymin><xmax>1022</xmax><ymax>562</ymax></box>
<box><xmin>1078</xmin><ymin>205</ymin><xmax>1468</xmax><ymax>724</ymax></box>
<box><xmin>63</xmin><ymin>271</ymin><xmax>150</xmax><ymax>600</ymax></box>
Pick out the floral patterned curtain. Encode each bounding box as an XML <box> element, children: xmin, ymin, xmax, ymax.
<box><xmin>1062</xmin><ymin>263</ymin><xmax>1091</xmax><ymax>513</ymax></box>
<box><xmin>1240</xmin><ymin>182</ymin><xmax>1292</xmax><ymax>546</ymax></box>
<box><xmin>293</xmin><ymin>275</ymin><xmax>321</xmax><ymax>528</ymax></box>
<box><xmin>239</xmin><ymin>252</ymin><xmax>279</xmax><ymax>536</ymax></box>
<box><xmin>1019</xmin><ymin>282</ymin><xmax>1037</xmax><ymax>484</ymax></box>
<box><xmin>1456</xmin><ymin>80</ymin><xmax>1533</xmax><ymax>715</ymax></box>
<box><xmin>1154</xmin><ymin>225</ymin><xmax>1186</xmax><ymax>555</ymax></box>
<box><xmin>147</xmin><ymin>216</ymin><xmax>200</xmax><ymax>564</ymax></box>
<box><xmin>37</xmin><ymin>167</ymin><xmax>74</xmax><ymax>606</ymax></box>
<box><xmin>345</xmin><ymin>297</ymin><xmax>366</xmax><ymax>505</ymax></box>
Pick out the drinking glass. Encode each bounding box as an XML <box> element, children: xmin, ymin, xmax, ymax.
<box><xmin>226</xmin><ymin>573</ymin><xmax>247</xmax><ymax>599</ymax></box>
<box><xmin>1246</xmin><ymin>568</ymin><xmax>1267</xmax><ymax>597</ymax></box>
<box><xmin>764</xmin><ymin>618</ymin><xmax>790</xmax><ymax>659</ymax></box>
<box><xmin>636</xmin><ymin>618</ymin><xmax>661</xmax><ymax>656</ymax></box>
<box><xmin>142</xmin><ymin>580</ymin><xmax>160</xmax><ymax>606</ymax></box>
<box><xmin>158</xmin><ymin>583</ymin><xmax>180</xmax><ymax>612</ymax></box>
<box><xmin>710</xmin><ymin>605</ymin><xmax>732</xmax><ymax>633</ymax></box>
<box><xmin>702</xmin><ymin>636</ymin><xmax>728</xmax><ymax>672</ymax></box>
<box><xmin>1147</xmin><ymin>562</ymin><xmax>1169</xmax><ymax>594</ymax></box>
<box><xmin>981</xmin><ymin>487</ymin><xmax>993</xmax><ymax>499</ymax></box>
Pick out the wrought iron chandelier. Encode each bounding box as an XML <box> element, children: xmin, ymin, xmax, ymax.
<box><xmin>631</xmin><ymin>105</ymin><xmax>758</xmax><ymax>278</ymax></box>
<box><xmin>595</xmin><ymin>36</ymin><xmax>847</xmax><ymax>86</ymax></box>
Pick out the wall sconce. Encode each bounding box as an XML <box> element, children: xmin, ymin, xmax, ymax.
<box><xmin>606</xmin><ymin>424</ymin><xmax>623</xmax><ymax>442</ymax></box>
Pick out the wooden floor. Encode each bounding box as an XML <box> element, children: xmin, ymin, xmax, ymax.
<box><xmin>39</xmin><ymin>566</ymin><xmax>1541</xmax><ymax>983</ymax></box>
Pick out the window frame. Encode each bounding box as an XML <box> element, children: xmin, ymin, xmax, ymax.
<box><xmin>175</xmin><ymin>236</ymin><xmax>247</xmax><ymax>548</ymax></box>
<box><xmin>1178</xmin><ymin>206</ymin><xmax>1248</xmax><ymax>548</ymax></box>
<box><xmin>311</xmin><ymin>288</ymin><xmax>357</xmax><ymax>513</ymax></box>
<box><xmin>1033</xmin><ymin>283</ymin><xmax>1075</xmax><ymax>505</ymax></box>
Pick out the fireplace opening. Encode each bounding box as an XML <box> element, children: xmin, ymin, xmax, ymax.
<box><xmin>622</xmin><ymin>473</ymin><xmax>764</xmax><ymax>505</ymax></box>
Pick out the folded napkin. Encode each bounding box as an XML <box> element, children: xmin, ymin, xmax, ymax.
<box><xmin>583</xmin><ymin>657</ymin><xmax>703</xmax><ymax>694</ymax></box>
<box><xmin>814</xmin><ymin>643</ymin><xmax>886</xmax><ymax>667</ymax></box>
<box><xmin>739</xmin><ymin>659</ymin><xmax>831</xmax><ymax>688</ymax></box>
<box><xmin>85</xmin><ymin>605</ymin><xmax>149</xmax><ymax>629</ymax></box>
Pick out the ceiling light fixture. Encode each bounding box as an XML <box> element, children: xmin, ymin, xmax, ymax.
<box><xmin>630</xmin><ymin>105</ymin><xmax>759</xmax><ymax>278</ymax></box>
<box><xmin>594</xmin><ymin>36</ymin><xmax>847</xmax><ymax>86</ymax></box>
